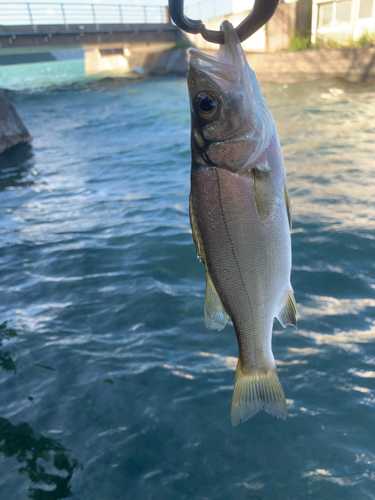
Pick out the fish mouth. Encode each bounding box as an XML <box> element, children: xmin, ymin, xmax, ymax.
<box><xmin>188</xmin><ymin>20</ymin><xmax>244</xmax><ymax>85</ymax></box>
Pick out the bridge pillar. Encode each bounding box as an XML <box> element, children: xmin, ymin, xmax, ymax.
<box><xmin>83</xmin><ymin>43</ymin><xmax>177</xmax><ymax>75</ymax></box>
<box><xmin>84</xmin><ymin>48</ymin><xmax>132</xmax><ymax>74</ymax></box>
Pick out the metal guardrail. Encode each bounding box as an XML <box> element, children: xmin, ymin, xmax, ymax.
<box><xmin>185</xmin><ymin>0</ymin><xmax>231</xmax><ymax>22</ymax></box>
<box><xmin>0</xmin><ymin>2</ymin><xmax>169</xmax><ymax>26</ymax></box>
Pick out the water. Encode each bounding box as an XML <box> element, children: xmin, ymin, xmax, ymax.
<box><xmin>1</xmin><ymin>60</ymin><xmax>375</xmax><ymax>500</ymax></box>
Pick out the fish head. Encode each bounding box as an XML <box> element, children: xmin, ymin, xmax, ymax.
<box><xmin>187</xmin><ymin>21</ymin><xmax>273</xmax><ymax>172</ymax></box>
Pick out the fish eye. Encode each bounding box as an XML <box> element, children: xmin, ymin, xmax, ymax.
<box><xmin>195</xmin><ymin>92</ymin><xmax>220</xmax><ymax>120</ymax></box>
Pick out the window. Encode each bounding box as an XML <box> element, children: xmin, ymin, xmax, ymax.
<box><xmin>319</xmin><ymin>2</ymin><xmax>334</xmax><ymax>27</ymax></box>
<box><xmin>336</xmin><ymin>0</ymin><xmax>352</xmax><ymax>24</ymax></box>
<box><xmin>318</xmin><ymin>0</ymin><xmax>353</xmax><ymax>28</ymax></box>
<box><xmin>358</xmin><ymin>0</ymin><xmax>373</xmax><ymax>18</ymax></box>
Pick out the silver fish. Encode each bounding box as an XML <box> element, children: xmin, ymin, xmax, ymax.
<box><xmin>188</xmin><ymin>21</ymin><xmax>297</xmax><ymax>425</ymax></box>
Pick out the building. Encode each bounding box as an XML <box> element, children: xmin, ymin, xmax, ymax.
<box><xmin>185</xmin><ymin>0</ymin><xmax>313</xmax><ymax>52</ymax></box>
<box><xmin>311</xmin><ymin>0</ymin><xmax>375</xmax><ymax>42</ymax></box>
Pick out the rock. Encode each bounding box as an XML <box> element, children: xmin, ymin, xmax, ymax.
<box><xmin>0</xmin><ymin>89</ymin><xmax>32</xmax><ymax>154</ymax></box>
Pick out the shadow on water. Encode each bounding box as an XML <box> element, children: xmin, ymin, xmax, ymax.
<box><xmin>0</xmin><ymin>322</ymin><xmax>82</xmax><ymax>499</ymax></box>
<box><xmin>0</xmin><ymin>322</ymin><xmax>17</xmax><ymax>372</ymax></box>
<box><xmin>0</xmin><ymin>418</ymin><xmax>82</xmax><ymax>500</ymax></box>
<box><xmin>0</xmin><ymin>143</ymin><xmax>34</xmax><ymax>191</ymax></box>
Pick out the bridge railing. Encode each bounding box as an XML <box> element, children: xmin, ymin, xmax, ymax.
<box><xmin>0</xmin><ymin>2</ymin><xmax>169</xmax><ymax>26</ymax></box>
<box><xmin>185</xmin><ymin>0</ymin><xmax>231</xmax><ymax>22</ymax></box>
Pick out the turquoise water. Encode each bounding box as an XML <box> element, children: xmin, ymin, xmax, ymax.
<box><xmin>1</xmin><ymin>60</ymin><xmax>375</xmax><ymax>500</ymax></box>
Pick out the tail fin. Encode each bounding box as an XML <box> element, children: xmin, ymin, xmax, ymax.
<box><xmin>231</xmin><ymin>357</ymin><xmax>287</xmax><ymax>426</ymax></box>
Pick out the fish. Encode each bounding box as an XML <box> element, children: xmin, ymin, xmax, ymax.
<box><xmin>187</xmin><ymin>21</ymin><xmax>297</xmax><ymax>425</ymax></box>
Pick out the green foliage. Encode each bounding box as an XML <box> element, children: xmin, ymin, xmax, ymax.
<box><xmin>290</xmin><ymin>32</ymin><xmax>311</xmax><ymax>51</ymax></box>
<box><xmin>357</xmin><ymin>30</ymin><xmax>375</xmax><ymax>47</ymax></box>
<box><xmin>313</xmin><ymin>31</ymin><xmax>375</xmax><ymax>50</ymax></box>
<box><xmin>314</xmin><ymin>35</ymin><xmax>343</xmax><ymax>49</ymax></box>
<box><xmin>288</xmin><ymin>30</ymin><xmax>375</xmax><ymax>51</ymax></box>
<box><xmin>172</xmin><ymin>39</ymin><xmax>193</xmax><ymax>50</ymax></box>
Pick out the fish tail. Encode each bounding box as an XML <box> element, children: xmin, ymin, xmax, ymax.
<box><xmin>231</xmin><ymin>357</ymin><xmax>287</xmax><ymax>426</ymax></box>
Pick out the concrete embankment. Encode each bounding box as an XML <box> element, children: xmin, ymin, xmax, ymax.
<box><xmin>0</xmin><ymin>90</ymin><xmax>32</xmax><ymax>154</ymax></box>
<box><xmin>146</xmin><ymin>45</ymin><xmax>375</xmax><ymax>84</ymax></box>
<box><xmin>247</xmin><ymin>46</ymin><xmax>375</xmax><ymax>83</ymax></box>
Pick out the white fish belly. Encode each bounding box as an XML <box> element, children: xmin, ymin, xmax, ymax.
<box><xmin>191</xmin><ymin>162</ymin><xmax>291</xmax><ymax>369</ymax></box>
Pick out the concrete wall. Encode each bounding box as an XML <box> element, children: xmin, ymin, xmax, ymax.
<box><xmin>140</xmin><ymin>45</ymin><xmax>375</xmax><ymax>83</ymax></box>
<box><xmin>267</xmin><ymin>2</ymin><xmax>298</xmax><ymax>52</ymax></box>
<box><xmin>267</xmin><ymin>0</ymin><xmax>312</xmax><ymax>51</ymax></box>
<box><xmin>247</xmin><ymin>45</ymin><xmax>375</xmax><ymax>82</ymax></box>
<box><xmin>84</xmin><ymin>42</ymin><xmax>375</xmax><ymax>83</ymax></box>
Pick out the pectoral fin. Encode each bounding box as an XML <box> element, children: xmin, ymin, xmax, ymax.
<box><xmin>189</xmin><ymin>193</ymin><xmax>204</xmax><ymax>263</ymax></box>
<box><xmin>277</xmin><ymin>288</ymin><xmax>298</xmax><ymax>328</ymax></box>
<box><xmin>254</xmin><ymin>169</ymin><xmax>274</xmax><ymax>221</ymax></box>
<box><xmin>284</xmin><ymin>184</ymin><xmax>292</xmax><ymax>230</ymax></box>
<box><xmin>205</xmin><ymin>272</ymin><xmax>229</xmax><ymax>331</ymax></box>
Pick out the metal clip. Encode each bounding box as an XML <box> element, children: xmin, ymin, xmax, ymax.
<box><xmin>168</xmin><ymin>0</ymin><xmax>279</xmax><ymax>44</ymax></box>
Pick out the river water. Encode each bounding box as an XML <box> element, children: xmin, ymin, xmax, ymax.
<box><xmin>1</xmin><ymin>59</ymin><xmax>375</xmax><ymax>500</ymax></box>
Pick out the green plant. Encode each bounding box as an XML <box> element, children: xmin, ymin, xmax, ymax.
<box><xmin>313</xmin><ymin>31</ymin><xmax>375</xmax><ymax>50</ymax></box>
<box><xmin>357</xmin><ymin>30</ymin><xmax>375</xmax><ymax>47</ymax></box>
<box><xmin>172</xmin><ymin>39</ymin><xmax>193</xmax><ymax>50</ymax></box>
<box><xmin>289</xmin><ymin>31</ymin><xmax>311</xmax><ymax>51</ymax></box>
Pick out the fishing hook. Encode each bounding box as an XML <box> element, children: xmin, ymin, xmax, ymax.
<box><xmin>168</xmin><ymin>0</ymin><xmax>279</xmax><ymax>44</ymax></box>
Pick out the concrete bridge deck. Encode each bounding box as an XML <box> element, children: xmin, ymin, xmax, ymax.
<box><xmin>0</xmin><ymin>23</ymin><xmax>180</xmax><ymax>54</ymax></box>
<box><xmin>0</xmin><ymin>2</ymin><xmax>185</xmax><ymax>73</ymax></box>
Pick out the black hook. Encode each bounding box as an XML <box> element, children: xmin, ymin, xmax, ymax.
<box><xmin>168</xmin><ymin>0</ymin><xmax>279</xmax><ymax>44</ymax></box>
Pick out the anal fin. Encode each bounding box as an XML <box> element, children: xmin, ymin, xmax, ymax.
<box><xmin>205</xmin><ymin>273</ymin><xmax>229</xmax><ymax>331</ymax></box>
<box><xmin>277</xmin><ymin>288</ymin><xmax>298</xmax><ymax>328</ymax></box>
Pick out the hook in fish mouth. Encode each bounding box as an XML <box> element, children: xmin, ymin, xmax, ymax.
<box><xmin>188</xmin><ymin>22</ymin><xmax>245</xmax><ymax>86</ymax></box>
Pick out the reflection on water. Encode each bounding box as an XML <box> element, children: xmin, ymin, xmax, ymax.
<box><xmin>0</xmin><ymin>144</ymin><xmax>34</xmax><ymax>191</ymax></box>
<box><xmin>0</xmin><ymin>322</ymin><xmax>17</xmax><ymax>372</ymax></box>
<box><xmin>0</xmin><ymin>417</ymin><xmax>81</xmax><ymax>499</ymax></box>
<box><xmin>0</xmin><ymin>322</ymin><xmax>81</xmax><ymax>499</ymax></box>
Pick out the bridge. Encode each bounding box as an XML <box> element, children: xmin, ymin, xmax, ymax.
<box><xmin>0</xmin><ymin>2</ymin><xmax>185</xmax><ymax>73</ymax></box>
